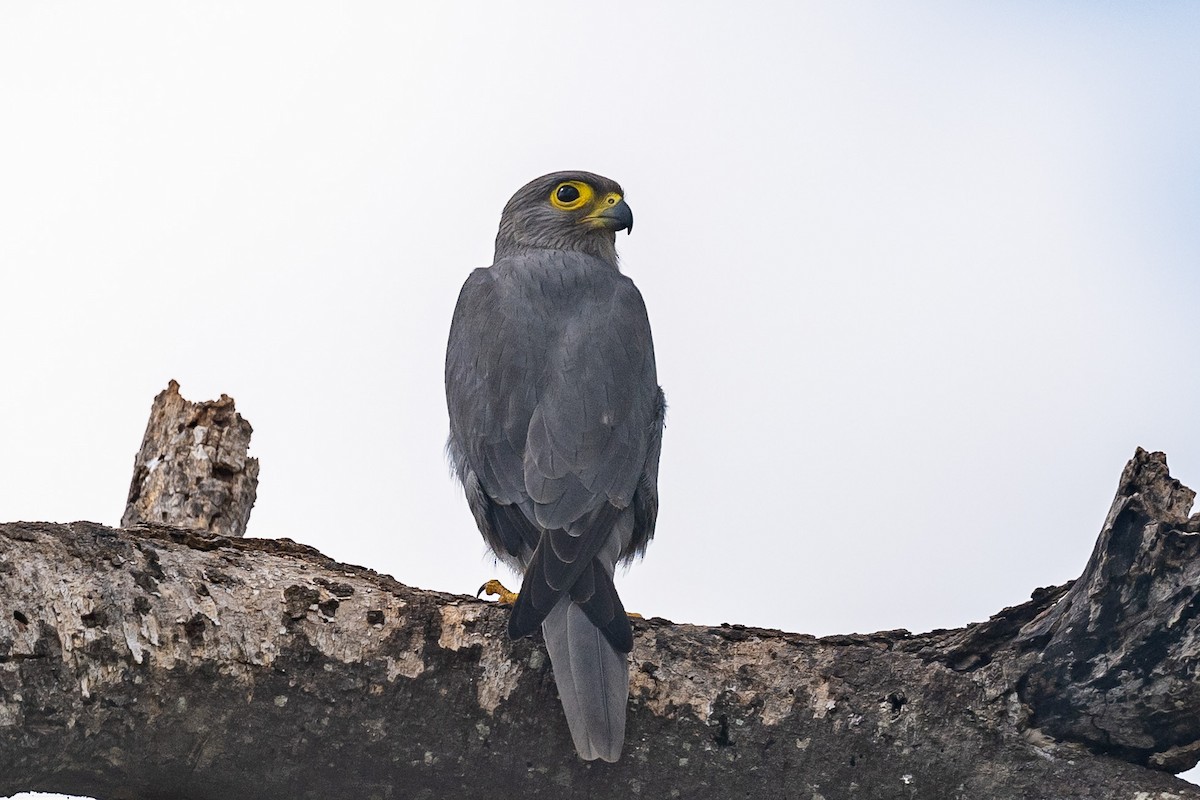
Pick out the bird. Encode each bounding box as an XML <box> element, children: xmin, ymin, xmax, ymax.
<box><xmin>445</xmin><ymin>171</ymin><xmax>664</xmax><ymax>762</ymax></box>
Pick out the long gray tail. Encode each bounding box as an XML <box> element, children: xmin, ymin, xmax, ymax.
<box><xmin>542</xmin><ymin>597</ymin><xmax>630</xmax><ymax>762</ymax></box>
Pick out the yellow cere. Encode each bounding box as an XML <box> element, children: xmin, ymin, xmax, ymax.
<box><xmin>582</xmin><ymin>191</ymin><xmax>625</xmax><ymax>229</ymax></box>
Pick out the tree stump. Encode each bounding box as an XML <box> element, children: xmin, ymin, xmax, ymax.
<box><xmin>121</xmin><ymin>380</ymin><xmax>258</xmax><ymax>537</ymax></box>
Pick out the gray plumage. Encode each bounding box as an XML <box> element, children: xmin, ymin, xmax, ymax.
<box><xmin>445</xmin><ymin>171</ymin><xmax>664</xmax><ymax>761</ymax></box>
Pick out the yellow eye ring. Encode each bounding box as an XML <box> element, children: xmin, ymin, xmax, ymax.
<box><xmin>550</xmin><ymin>181</ymin><xmax>593</xmax><ymax>211</ymax></box>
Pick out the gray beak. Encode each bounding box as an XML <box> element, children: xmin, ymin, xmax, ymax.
<box><xmin>592</xmin><ymin>198</ymin><xmax>634</xmax><ymax>234</ymax></box>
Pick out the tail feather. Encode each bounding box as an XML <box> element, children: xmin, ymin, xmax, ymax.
<box><xmin>509</xmin><ymin>526</ymin><xmax>633</xmax><ymax>653</ymax></box>
<box><xmin>542</xmin><ymin>598</ymin><xmax>629</xmax><ymax>762</ymax></box>
<box><xmin>572</xmin><ymin>560</ymin><xmax>632</xmax><ymax>653</ymax></box>
<box><xmin>508</xmin><ymin>542</ymin><xmax>560</xmax><ymax>639</ymax></box>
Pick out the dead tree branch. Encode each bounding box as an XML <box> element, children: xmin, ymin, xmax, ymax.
<box><xmin>1</xmin><ymin>449</ymin><xmax>1199</xmax><ymax>799</ymax></box>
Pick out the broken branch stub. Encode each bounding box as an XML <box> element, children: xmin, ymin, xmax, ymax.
<box><xmin>1016</xmin><ymin>447</ymin><xmax>1200</xmax><ymax>771</ymax></box>
<box><xmin>121</xmin><ymin>380</ymin><xmax>258</xmax><ymax>537</ymax></box>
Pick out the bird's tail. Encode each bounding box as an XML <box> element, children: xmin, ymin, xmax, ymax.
<box><xmin>542</xmin><ymin>597</ymin><xmax>630</xmax><ymax>762</ymax></box>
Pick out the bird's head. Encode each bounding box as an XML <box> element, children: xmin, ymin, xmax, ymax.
<box><xmin>494</xmin><ymin>171</ymin><xmax>633</xmax><ymax>265</ymax></box>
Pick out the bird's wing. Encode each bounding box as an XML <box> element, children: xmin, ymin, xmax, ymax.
<box><xmin>508</xmin><ymin>256</ymin><xmax>659</xmax><ymax>650</ymax></box>
<box><xmin>522</xmin><ymin>260</ymin><xmax>659</xmax><ymax>527</ymax></box>
<box><xmin>626</xmin><ymin>386</ymin><xmax>666</xmax><ymax>563</ymax></box>
<box><xmin>445</xmin><ymin>266</ymin><xmax>542</xmax><ymax>562</ymax></box>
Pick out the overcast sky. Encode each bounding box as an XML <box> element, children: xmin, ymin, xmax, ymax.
<box><xmin>3</xmin><ymin>2</ymin><xmax>1199</xmax><ymax>794</ymax></box>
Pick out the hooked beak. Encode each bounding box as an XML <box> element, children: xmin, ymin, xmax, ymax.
<box><xmin>584</xmin><ymin>197</ymin><xmax>634</xmax><ymax>235</ymax></box>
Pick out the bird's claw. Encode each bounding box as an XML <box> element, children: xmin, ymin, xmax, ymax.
<box><xmin>477</xmin><ymin>579</ymin><xmax>519</xmax><ymax>605</ymax></box>
<box><xmin>476</xmin><ymin>579</ymin><xmax>642</xmax><ymax>618</ymax></box>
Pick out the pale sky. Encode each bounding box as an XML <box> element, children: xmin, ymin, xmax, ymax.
<box><xmin>3</xmin><ymin>3</ymin><xmax>1199</xmax><ymax>794</ymax></box>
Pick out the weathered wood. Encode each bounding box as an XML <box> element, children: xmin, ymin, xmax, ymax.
<box><xmin>121</xmin><ymin>381</ymin><xmax>258</xmax><ymax>537</ymax></box>
<box><xmin>1016</xmin><ymin>449</ymin><xmax>1200</xmax><ymax>771</ymax></box>
<box><xmin>1</xmin><ymin>449</ymin><xmax>1199</xmax><ymax>798</ymax></box>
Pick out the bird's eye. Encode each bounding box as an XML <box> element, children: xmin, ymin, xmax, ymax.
<box><xmin>549</xmin><ymin>181</ymin><xmax>592</xmax><ymax>211</ymax></box>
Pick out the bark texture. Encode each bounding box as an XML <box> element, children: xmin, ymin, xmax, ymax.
<box><xmin>1017</xmin><ymin>451</ymin><xmax>1200</xmax><ymax>771</ymax></box>
<box><xmin>1</xmin><ymin>449</ymin><xmax>1199</xmax><ymax>799</ymax></box>
<box><xmin>121</xmin><ymin>381</ymin><xmax>258</xmax><ymax>537</ymax></box>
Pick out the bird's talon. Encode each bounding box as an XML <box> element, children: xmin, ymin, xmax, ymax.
<box><xmin>627</xmin><ymin>612</ymin><xmax>643</xmax><ymax>620</ymax></box>
<box><xmin>478</xmin><ymin>579</ymin><xmax>519</xmax><ymax>605</ymax></box>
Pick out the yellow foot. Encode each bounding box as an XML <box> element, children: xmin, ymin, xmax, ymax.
<box><xmin>477</xmin><ymin>579</ymin><xmax>519</xmax><ymax>605</ymax></box>
<box><xmin>476</xmin><ymin>579</ymin><xmax>644</xmax><ymax>619</ymax></box>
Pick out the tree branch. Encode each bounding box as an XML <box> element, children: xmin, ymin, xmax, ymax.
<box><xmin>2</xmin><ymin>449</ymin><xmax>1199</xmax><ymax>799</ymax></box>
